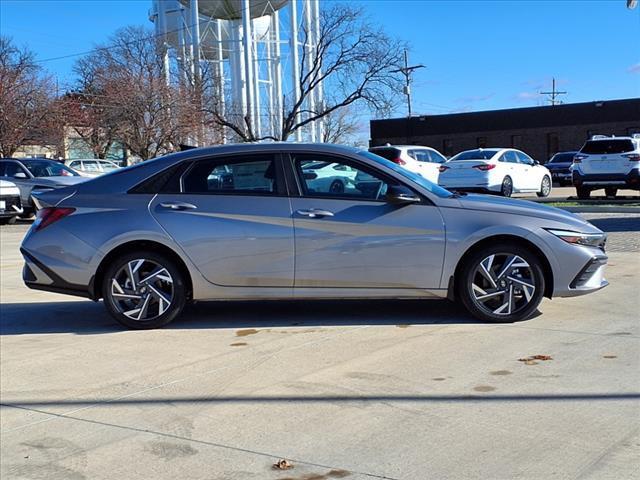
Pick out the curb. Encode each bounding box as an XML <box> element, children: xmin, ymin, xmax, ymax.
<box><xmin>558</xmin><ymin>206</ymin><xmax>640</xmax><ymax>214</ymax></box>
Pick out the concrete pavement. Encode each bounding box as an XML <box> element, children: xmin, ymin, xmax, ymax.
<box><xmin>1</xmin><ymin>217</ymin><xmax>639</xmax><ymax>480</ymax></box>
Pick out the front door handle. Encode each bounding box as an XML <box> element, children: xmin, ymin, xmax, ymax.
<box><xmin>159</xmin><ymin>201</ymin><xmax>197</xmax><ymax>211</ymax></box>
<box><xmin>296</xmin><ymin>209</ymin><xmax>334</xmax><ymax>218</ymax></box>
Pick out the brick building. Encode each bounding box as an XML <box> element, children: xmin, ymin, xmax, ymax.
<box><xmin>369</xmin><ymin>98</ymin><xmax>640</xmax><ymax>162</ymax></box>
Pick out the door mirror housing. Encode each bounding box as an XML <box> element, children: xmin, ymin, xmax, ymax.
<box><xmin>13</xmin><ymin>172</ymin><xmax>28</xmax><ymax>179</ymax></box>
<box><xmin>385</xmin><ymin>184</ymin><xmax>421</xmax><ymax>205</ymax></box>
<box><xmin>303</xmin><ymin>171</ymin><xmax>317</xmax><ymax>180</ymax></box>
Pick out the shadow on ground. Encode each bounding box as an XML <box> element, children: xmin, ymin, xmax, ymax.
<box><xmin>0</xmin><ymin>299</ymin><xmax>491</xmax><ymax>335</ymax></box>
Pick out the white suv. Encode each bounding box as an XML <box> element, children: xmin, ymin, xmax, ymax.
<box><xmin>369</xmin><ymin>145</ymin><xmax>446</xmax><ymax>183</ymax></box>
<box><xmin>572</xmin><ymin>134</ymin><xmax>640</xmax><ymax>198</ymax></box>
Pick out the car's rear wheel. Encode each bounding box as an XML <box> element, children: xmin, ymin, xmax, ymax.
<box><xmin>500</xmin><ymin>176</ymin><xmax>513</xmax><ymax>197</ymax></box>
<box><xmin>576</xmin><ymin>186</ymin><xmax>591</xmax><ymax>199</ymax></box>
<box><xmin>604</xmin><ymin>187</ymin><xmax>618</xmax><ymax>198</ymax></box>
<box><xmin>102</xmin><ymin>251</ymin><xmax>187</xmax><ymax>329</ymax></box>
<box><xmin>458</xmin><ymin>243</ymin><xmax>545</xmax><ymax>323</ymax></box>
<box><xmin>330</xmin><ymin>179</ymin><xmax>345</xmax><ymax>194</ymax></box>
<box><xmin>537</xmin><ymin>176</ymin><xmax>551</xmax><ymax>197</ymax></box>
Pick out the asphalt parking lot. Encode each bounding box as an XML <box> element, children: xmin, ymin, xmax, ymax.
<box><xmin>1</xmin><ymin>214</ymin><xmax>639</xmax><ymax>480</ymax></box>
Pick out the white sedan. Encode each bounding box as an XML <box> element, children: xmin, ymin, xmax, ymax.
<box><xmin>65</xmin><ymin>159</ymin><xmax>121</xmax><ymax>177</ymax></box>
<box><xmin>438</xmin><ymin>148</ymin><xmax>552</xmax><ymax>197</ymax></box>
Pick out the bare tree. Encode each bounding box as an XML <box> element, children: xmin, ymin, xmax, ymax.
<box><xmin>321</xmin><ymin>106</ymin><xmax>362</xmax><ymax>144</ymax></box>
<box><xmin>205</xmin><ymin>4</ymin><xmax>404</xmax><ymax>142</ymax></box>
<box><xmin>0</xmin><ymin>36</ymin><xmax>55</xmax><ymax>157</ymax></box>
<box><xmin>74</xmin><ymin>27</ymin><xmax>200</xmax><ymax>160</ymax></box>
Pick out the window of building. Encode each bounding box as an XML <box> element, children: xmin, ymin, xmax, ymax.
<box><xmin>511</xmin><ymin>135</ymin><xmax>522</xmax><ymax>148</ymax></box>
<box><xmin>476</xmin><ymin>137</ymin><xmax>487</xmax><ymax>148</ymax></box>
<box><xmin>547</xmin><ymin>132</ymin><xmax>559</xmax><ymax>160</ymax></box>
<box><xmin>442</xmin><ymin>139</ymin><xmax>453</xmax><ymax>157</ymax></box>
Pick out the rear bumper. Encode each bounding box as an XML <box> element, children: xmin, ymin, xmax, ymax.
<box><xmin>21</xmin><ymin>248</ymin><xmax>95</xmax><ymax>299</ymax></box>
<box><xmin>572</xmin><ymin>170</ymin><xmax>640</xmax><ymax>189</ymax></box>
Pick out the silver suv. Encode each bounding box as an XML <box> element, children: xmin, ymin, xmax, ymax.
<box><xmin>572</xmin><ymin>134</ymin><xmax>640</xmax><ymax>198</ymax></box>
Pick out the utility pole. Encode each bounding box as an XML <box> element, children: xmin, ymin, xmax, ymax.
<box><xmin>391</xmin><ymin>49</ymin><xmax>425</xmax><ymax>117</ymax></box>
<box><xmin>540</xmin><ymin>77</ymin><xmax>567</xmax><ymax>106</ymax></box>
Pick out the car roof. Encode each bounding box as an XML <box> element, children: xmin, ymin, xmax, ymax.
<box><xmin>370</xmin><ymin>145</ymin><xmax>437</xmax><ymax>150</ymax></box>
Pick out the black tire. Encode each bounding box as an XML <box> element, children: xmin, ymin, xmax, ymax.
<box><xmin>102</xmin><ymin>250</ymin><xmax>187</xmax><ymax>329</ymax></box>
<box><xmin>576</xmin><ymin>186</ymin><xmax>591</xmax><ymax>200</ymax></box>
<box><xmin>500</xmin><ymin>176</ymin><xmax>513</xmax><ymax>197</ymax></box>
<box><xmin>0</xmin><ymin>216</ymin><xmax>17</xmax><ymax>225</ymax></box>
<box><xmin>537</xmin><ymin>176</ymin><xmax>551</xmax><ymax>198</ymax></box>
<box><xmin>458</xmin><ymin>242</ymin><xmax>546</xmax><ymax>323</ymax></box>
<box><xmin>329</xmin><ymin>179</ymin><xmax>345</xmax><ymax>194</ymax></box>
<box><xmin>604</xmin><ymin>187</ymin><xmax>618</xmax><ymax>198</ymax></box>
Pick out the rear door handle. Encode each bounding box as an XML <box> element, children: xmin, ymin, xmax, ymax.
<box><xmin>296</xmin><ymin>209</ymin><xmax>334</xmax><ymax>218</ymax></box>
<box><xmin>159</xmin><ymin>201</ymin><xmax>197</xmax><ymax>211</ymax></box>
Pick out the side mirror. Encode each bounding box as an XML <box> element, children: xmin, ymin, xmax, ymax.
<box><xmin>13</xmin><ymin>172</ymin><xmax>28</xmax><ymax>179</ymax></box>
<box><xmin>303</xmin><ymin>171</ymin><xmax>317</xmax><ymax>180</ymax></box>
<box><xmin>385</xmin><ymin>184</ymin><xmax>421</xmax><ymax>205</ymax></box>
<box><xmin>533</xmin><ymin>160</ymin><xmax>540</xmax><ymax>165</ymax></box>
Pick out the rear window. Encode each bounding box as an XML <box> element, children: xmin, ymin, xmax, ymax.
<box><xmin>369</xmin><ymin>148</ymin><xmax>400</xmax><ymax>161</ymax></box>
<box><xmin>581</xmin><ymin>140</ymin><xmax>634</xmax><ymax>155</ymax></box>
<box><xmin>450</xmin><ymin>149</ymin><xmax>499</xmax><ymax>161</ymax></box>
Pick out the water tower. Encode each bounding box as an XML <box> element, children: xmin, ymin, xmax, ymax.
<box><xmin>149</xmin><ymin>0</ymin><xmax>324</xmax><ymax>143</ymax></box>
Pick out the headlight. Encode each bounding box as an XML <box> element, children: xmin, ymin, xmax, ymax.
<box><xmin>546</xmin><ymin>229</ymin><xmax>606</xmax><ymax>248</ymax></box>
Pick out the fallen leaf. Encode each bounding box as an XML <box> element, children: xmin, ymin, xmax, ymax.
<box><xmin>518</xmin><ymin>355</ymin><xmax>553</xmax><ymax>364</ymax></box>
<box><xmin>273</xmin><ymin>459</ymin><xmax>293</xmax><ymax>470</ymax></box>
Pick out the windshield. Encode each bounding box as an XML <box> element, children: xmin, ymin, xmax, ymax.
<box><xmin>549</xmin><ymin>153</ymin><xmax>576</xmax><ymax>163</ymax></box>
<box><xmin>24</xmin><ymin>160</ymin><xmax>79</xmax><ymax>177</ymax></box>
<box><xmin>358</xmin><ymin>150</ymin><xmax>452</xmax><ymax>198</ymax></box>
<box><xmin>450</xmin><ymin>149</ymin><xmax>499</xmax><ymax>161</ymax></box>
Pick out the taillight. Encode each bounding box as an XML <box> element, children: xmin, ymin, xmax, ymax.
<box><xmin>623</xmin><ymin>153</ymin><xmax>640</xmax><ymax>162</ymax></box>
<box><xmin>391</xmin><ymin>157</ymin><xmax>406</xmax><ymax>166</ymax></box>
<box><xmin>439</xmin><ymin>165</ymin><xmax>450</xmax><ymax>173</ymax></box>
<box><xmin>573</xmin><ymin>154</ymin><xmax>587</xmax><ymax>163</ymax></box>
<box><xmin>33</xmin><ymin>207</ymin><xmax>75</xmax><ymax>232</ymax></box>
<box><xmin>472</xmin><ymin>164</ymin><xmax>496</xmax><ymax>171</ymax></box>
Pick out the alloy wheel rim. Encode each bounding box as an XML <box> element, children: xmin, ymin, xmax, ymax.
<box><xmin>110</xmin><ymin>259</ymin><xmax>174</xmax><ymax>321</ymax></box>
<box><xmin>470</xmin><ymin>253</ymin><xmax>536</xmax><ymax>316</ymax></box>
<box><xmin>542</xmin><ymin>177</ymin><xmax>550</xmax><ymax>195</ymax></box>
<box><xmin>503</xmin><ymin>178</ymin><xmax>512</xmax><ymax>196</ymax></box>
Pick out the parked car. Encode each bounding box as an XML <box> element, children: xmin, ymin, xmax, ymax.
<box><xmin>0</xmin><ymin>158</ymin><xmax>87</xmax><ymax>217</ymax></box>
<box><xmin>301</xmin><ymin>160</ymin><xmax>359</xmax><ymax>194</ymax></box>
<box><xmin>65</xmin><ymin>158</ymin><xmax>121</xmax><ymax>177</ymax></box>
<box><xmin>571</xmin><ymin>134</ymin><xmax>640</xmax><ymax>199</ymax></box>
<box><xmin>22</xmin><ymin>143</ymin><xmax>607</xmax><ymax>329</ymax></box>
<box><xmin>438</xmin><ymin>148</ymin><xmax>552</xmax><ymax>197</ymax></box>
<box><xmin>546</xmin><ymin>151</ymin><xmax>578</xmax><ymax>186</ymax></box>
<box><xmin>368</xmin><ymin>145</ymin><xmax>446</xmax><ymax>183</ymax></box>
<box><xmin>0</xmin><ymin>179</ymin><xmax>23</xmax><ymax>225</ymax></box>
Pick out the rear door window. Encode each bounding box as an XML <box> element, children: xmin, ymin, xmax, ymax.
<box><xmin>581</xmin><ymin>140</ymin><xmax>634</xmax><ymax>154</ymax></box>
<box><xmin>182</xmin><ymin>155</ymin><xmax>280</xmax><ymax>195</ymax></box>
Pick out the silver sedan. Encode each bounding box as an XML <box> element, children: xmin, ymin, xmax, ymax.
<box><xmin>21</xmin><ymin>143</ymin><xmax>608</xmax><ymax>329</ymax></box>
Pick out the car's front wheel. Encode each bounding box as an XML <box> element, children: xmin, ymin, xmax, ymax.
<box><xmin>102</xmin><ymin>251</ymin><xmax>187</xmax><ymax>329</ymax></box>
<box><xmin>330</xmin><ymin>179</ymin><xmax>345</xmax><ymax>194</ymax></box>
<box><xmin>604</xmin><ymin>187</ymin><xmax>618</xmax><ymax>198</ymax></box>
<box><xmin>458</xmin><ymin>243</ymin><xmax>545</xmax><ymax>323</ymax></box>
<box><xmin>537</xmin><ymin>176</ymin><xmax>551</xmax><ymax>197</ymax></box>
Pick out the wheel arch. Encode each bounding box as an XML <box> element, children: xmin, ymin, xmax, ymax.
<box><xmin>91</xmin><ymin>240</ymin><xmax>193</xmax><ymax>301</ymax></box>
<box><xmin>448</xmin><ymin>234</ymin><xmax>554</xmax><ymax>301</ymax></box>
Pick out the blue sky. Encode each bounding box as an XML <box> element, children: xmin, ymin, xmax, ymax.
<box><xmin>1</xmin><ymin>0</ymin><xmax>639</xmax><ymax>119</ymax></box>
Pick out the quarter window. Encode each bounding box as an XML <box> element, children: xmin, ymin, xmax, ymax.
<box><xmin>182</xmin><ymin>156</ymin><xmax>277</xmax><ymax>195</ymax></box>
<box><xmin>295</xmin><ymin>155</ymin><xmax>390</xmax><ymax>201</ymax></box>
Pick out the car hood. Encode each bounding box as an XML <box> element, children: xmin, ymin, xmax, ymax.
<box><xmin>31</xmin><ymin>176</ymin><xmax>88</xmax><ymax>187</ymax></box>
<box><xmin>456</xmin><ymin>194</ymin><xmax>595</xmax><ymax>230</ymax></box>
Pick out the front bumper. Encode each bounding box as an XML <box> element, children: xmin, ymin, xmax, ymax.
<box><xmin>554</xmin><ymin>253</ymin><xmax>608</xmax><ymax>298</ymax></box>
<box><xmin>0</xmin><ymin>194</ymin><xmax>23</xmax><ymax>218</ymax></box>
<box><xmin>572</xmin><ymin>170</ymin><xmax>640</xmax><ymax>189</ymax></box>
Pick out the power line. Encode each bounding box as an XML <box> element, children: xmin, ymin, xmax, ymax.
<box><xmin>540</xmin><ymin>77</ymin><xmax>567</xmax><ymax>106</ymax></box>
